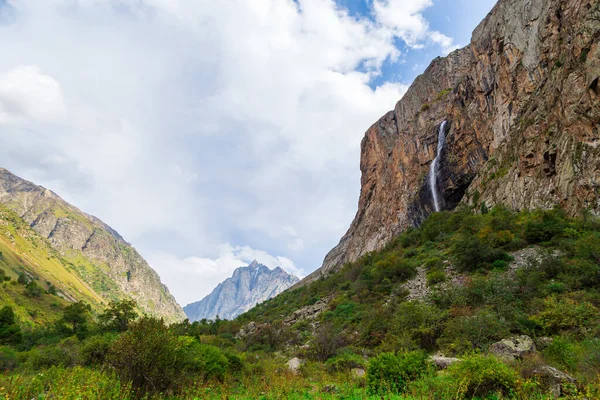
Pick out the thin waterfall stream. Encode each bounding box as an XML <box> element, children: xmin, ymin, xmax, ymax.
<box><xmin>429</xmin><ymin>120</ymin><xmax>447</xmax><ymax>212</ymax></box>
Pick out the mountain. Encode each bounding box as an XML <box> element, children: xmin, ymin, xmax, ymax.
<box><xmin>300</xmin><ymin>0</ymin><xmax>600</xmax><ymax>285</ymax></box>
<box><xmin>184</xmin><ymin>260</ymin><xmax>299</xmax><ymax>321</ymax></box>
<box><xmin>0</xmin><ymin>168</ymin><xmax>185</xmax><ymax>323</ymax></box>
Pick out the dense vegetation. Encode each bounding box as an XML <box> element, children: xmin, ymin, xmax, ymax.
<box><xmin>1</xmin><ymin>206</ymin><xmax>599</xmax><ymax>398</ymax></box>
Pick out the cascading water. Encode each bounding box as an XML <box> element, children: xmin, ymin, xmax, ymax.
<box><xmin>429</xmin><ymin>120</ymin><xmax>447</xmax><ymax>212</ymax></box>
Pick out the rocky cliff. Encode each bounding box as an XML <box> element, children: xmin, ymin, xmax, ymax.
<box><xmin>304</xmin><ymin>0</ymin><xmax>599</xmax><ymax>284</ymax></box>
<box><xmin>184</xmin><ymin>260</ymin><xmax>299</xmax><ymax>321</ymax></box>
<box><xmin>0</xmin><ymin>168</ymin><xmax>185</xmax><ymax>322</ymax></box>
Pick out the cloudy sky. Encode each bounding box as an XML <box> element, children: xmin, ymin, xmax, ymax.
<box><xmin>0</xmin><ymin>0</ymin><xmax>495</xmax><ymax>306</ymax></box>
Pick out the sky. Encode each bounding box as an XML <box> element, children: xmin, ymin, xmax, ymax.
<box><xmin>0</xmin><ymin>0</ymin><xmax>496</xmax><ymax>306</ymax></box>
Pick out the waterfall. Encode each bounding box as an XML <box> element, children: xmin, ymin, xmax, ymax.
<box><xmin>429</xmin><ymin>120</ymin><xmax>447</xmax><ymax>212</ymax></box>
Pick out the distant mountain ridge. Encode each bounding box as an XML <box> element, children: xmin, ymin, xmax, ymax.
<box><xmin>0</xmin><ymin>167</ymin><xmax>185</xmax><ymax>323</ymax></box>
<box><xmin>184</xmin><ymin>260</ymin><xmax>299</xmax><ymax>321</ymax></box>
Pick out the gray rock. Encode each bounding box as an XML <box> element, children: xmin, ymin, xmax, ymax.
<box><xmin>430</xmin><ymin>354</ymin><xmax>461</xmax><ymax>369</ymax></box>
<box><xmin>532</xmin><ymin>365</ymin><xmax>576</xmax><ymax>398</ymax></box>
<box><xmin>184</xmin><ymin>260</ymin><xmax>299</xmax><ymax>321</ymax></box>
<box><xmin>536</xmin><ymin>337</ymin><xmax>554</xmax><ymax>350</ymax></box>
<box><xmin>351</xmin><ymin>368</ymin><xmax>366</xmax><ymax>378</ymax></box>
<box><xmin>489</xmin><ymin>335</ymin><xmax>536</xmax><ymax>362</ymax></box>
<box><xmin>321</xmin><ymin>385</ymin><xmax>338</xmax><ymax>393</ymax></box>
<box><xmin>287</xmin><ymin>357</ymin><xmax>304</xmax><ymax>375</ymax></box>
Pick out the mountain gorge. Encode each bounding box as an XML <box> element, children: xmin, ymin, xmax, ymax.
<box><xmin>305</xmin><ymin>0</ymin><xmax>600</xmax><ymax>284</ymax></box>
<box><xmin>184</xmin><ymin>260</ymin><xmax>298</xmax><ymax>321</ymax></box>
<box><xmin>0</xmin><ymin>168</ymin><xmax>184</xmax><ymax>323</ymax></box>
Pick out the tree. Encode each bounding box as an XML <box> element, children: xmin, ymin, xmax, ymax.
<box><xmin>60</xmin><ymin>301</ymin><xmax>91</xmax><ymax>337</ymax></box>
<box><xmin>0</xmin><ymin>251</ymin><xmax>3</xmax><ymax>262</ymax></box>
<box><xmin>0</xmin><ymin>306</ymin><xmax>22</xmax><ymax>345</ymax></box>
<box><xmin>99</xmin><ymin>299</ymin><xmax>138</xmax><ymax>332</ymax></box>
<box><xmin>24</xmin><ymin>281</ymin><xmax>43</xmax><ymax>297</ymax></box>
<box><xmin>17</xmin><ymin>272</ymin><xmax>28</xmax><ymax>285</ymax></box>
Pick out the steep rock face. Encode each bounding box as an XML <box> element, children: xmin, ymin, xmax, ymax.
<box><xmin>184</xmin><ymin>260</ymin><xmax>299</xmax><ymax>321</ymax></box>
<box><xmin>0</xmin><ymin>168</ymin><xmax>185</xmax><ymax>323</ymax></box>
<box><xmin>305</xmin><ymin>0</ymin><xmax>599</xmax><ymax>283</ymax></box>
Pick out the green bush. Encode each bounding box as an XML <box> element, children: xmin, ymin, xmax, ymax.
<box><xmin>391</xmin><ymin>302</ymin><xmax>447</xmax><ymax>351</ymax></box>
<box><xmin>0</xmin><ymin>306</ymin><xmax>22</xmax><ymax>345</ymax></box>
<box><xmin>366</xmin><ymin>350</ymin><xmax>431</xmax><ymax>395</ymax></box>
<box><xmin>26</xmin><ymin>338</ymin><xmax>81</xmax><ymax>370</ymax></box>
<box><xmin>438</xmin><ymin>309</ymin><xmax>510</xmax><ymax>354</ymax></box>
<box><xmin>445</xmin><ymin>355</ymin><xmax>519</xmax><ymax>398</ymax></box>
<box><xmin>452</xmin><ymin>234</ymin><xmax>508</xmax><ymax>272</ymax></box>
<box><xmin>0</xmin><ymin>345</ymin><xmax>18</xmax><ymax>370</ymax></box>
<box><xmin>542</xmin><ymin>337</ymin><xmax>577</xmax><ymax>371</ymax></box>
<box><xmin>107</xmin><ymin>317</ymin><xmax>183</xmax><ymax>394</ymax></box>
<box><xmin>180</xmin><ymin>338</ymin><xmax>229</xmax><ymax>381</ymax></box>
<box><xmin>426</xmin><ymin>269</ymin><xmax>447</xmax><ymax>286</ymax></box>
<box><xmin>531</xmin><ymin>295</ymin><xmax>599</xmax><ymax>336</ymax></box>
<box><xmin>525</xmin><ymin>209</ymin><xmax>566</xmax><ymax>243</ymax></box>
<box><xmin>81</xmin><ymin>334</ymin><xmax>117</xmax><ymax>366</ymax></box>
<box><xmin>24</xmin><ymin>280</ymin><xmax>43</xmax><ymax>297</ymax></box>
<box><xmin>325</xmin><ymin>351</ymin><xmax>365</xmax><ymax>372</ymax></box>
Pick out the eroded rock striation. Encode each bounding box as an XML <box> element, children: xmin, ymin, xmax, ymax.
<box><xmin>184</xmin><ymin>260</ymin><xmax>299</xmax><ymax>321</ymax></box>
<box><xmin>0</xmin><ymin>168</ymin><xmax>185</xmax><ymax>323</ymax></box>
<box><xmin>303</xmin><ymin>0</ymin><xmax>599</xmax><ymax>284</ymax></box>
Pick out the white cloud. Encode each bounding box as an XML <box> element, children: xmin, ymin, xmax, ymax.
<box><xmin>148</xmin><ymin>244</ymin><xmax>302</xmax><ymax>306</ymax></box>
<box><xmin>373</xmin><ymin>0</ymin><xmax>456</xmax><ymax>53</ymax></box>
<box><xmin>0</xmin><ymin>0</ymin><xmax>453</xmax><ymax>305</ymax></box>
<box><xmin>0</xmin><ymin>65</ymin><xmax>67</xmax><ymax>125</ymax></box>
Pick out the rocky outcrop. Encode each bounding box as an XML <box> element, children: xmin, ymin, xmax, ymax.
<box><xmin>0</xmin><ymin>167</ymin><xmax>185</xmax><ymax>323</ymax></box>
<box><xmin>303</xmin><ymin>0</ymin><xmax>600</xmax><ymax>284</ymax></box>
<box><xmin>532</xmin><ymin>365</ymin><xmax>577</xmax><ymax>397</ymax></box>
<box><xmin>184</xmin><ymin>261</ymin><xmax>299</xmax><ymax>321</ymax></box>
<box><xmin>489</xmin><ymin>335</ymin><xmax>536</xmax><ymax>361</ymax></box>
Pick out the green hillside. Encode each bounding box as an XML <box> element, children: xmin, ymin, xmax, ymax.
<box><xmin>0</xmin><ymin>204</ymin><xmax>105</xmax><ymax>327</ymax></box>
<box><xmin>0</xmin><ymin>206</ymin><xmax>599</xmax><ymax>399</ymax></box>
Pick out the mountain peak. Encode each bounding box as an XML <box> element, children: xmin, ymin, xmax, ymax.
<box><xmin>184</xmin><ymin>261</ymin><xmax>300</xmax><ymax>321</ymax></box>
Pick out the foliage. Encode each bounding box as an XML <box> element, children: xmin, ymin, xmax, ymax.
<box><xmin>99</xmin><ymin>299</ymin><xmax>138</xmax><ymax>332</ymax></box>
<box><xmin>366</xmin><ymin>351</ymin><xmax>431</xmax><ymax>395</ymax></box>
<box><xmin>445</xmin><ymin>355</ymin><xmax>518</xmax><ymax>398</ymax></box>
<box><xmin>107</xmin><ymin>317</ymin><xmax>184</xmax><ymax>394</ymax></box>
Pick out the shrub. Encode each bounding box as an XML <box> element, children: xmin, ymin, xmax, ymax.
<box><xmin>426</xmin><ymin>269</ymin><xmax>447</xmax><ymax>286</ymax></box>
<box><xmin>325</xmin><ymin>351</ymin><xmax>365</xmax><ymax>373</ymax></box>
<box><xmin>542</xmin><ymin>337</ymin><xmax>577</xmax><ymax>372</ymax></box>
<box><xmin>180</xmin><ymin>338</ymin><xmax>229</xmax><ymax>382</ymax></box>
<box><xmin>525</xmin><ymin>210</ymin><xmax>566</xmax><ymax>243</ymax></box>
<box><xmin>0</xmin><ymin>346</ymin><xmax>18</xmax><ymax>370</ymax></box>
<box><xmin>0</xmin><ymin>306</ymin><xmax>22</xmax><ymax>345</ymax></box>
<box><xmin>26</xmin><ymin>338</ymin><xmax>81</xmax><ymax>370</ymax></box>
<box><xmin>366</xmin><ymin>351</ymin><xmax>431</xmax><ymax>395</ymax></box>
<box><xmin>391</xmin><ymin>301</ymin><xmax>447</xmax><ymax>351</ymax></box>
<box><xmin>99</xmin><ymin>299</ymin><xmax>138</xmax><ymax>332</ymax></box>
<box><xmin>81</xmin><ymin>333</ymin><xmax>117</xmax><ymax>366</ymax></box>
<box><xmin>107</xmin><ymin>317</ymin><xmax>183</xmax><ymax>394</ymax></box>
<box><xmin>452</xmin><ymin>234</ymin><xmax>508</xmax><ymax>272</ymax></box>
<box><xmin>438</xmin><ymin>309</ymin><xmax>510</xmax><ymax>354</ymax></box>
<box><xmin>492</xmin><ymin>259</ymin><xmax>509</xmax><ymax>270</ymax></box>
<box><xmin>531</xmin><ymin>295</ymin><xmax>599</xmax><ymax>336</ymax></box>
<box><xmin>25</xmin><ymin>281</ymin><xmax>43</xmax><ymax>297</ymax></box>
<box><xmin>445</xmin><ymin>355</ymin><xmax>519</xmax><ymax>398</ymax></box>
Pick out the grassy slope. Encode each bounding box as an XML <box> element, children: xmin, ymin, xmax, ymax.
<box><xmin>0</xmin><ymin>204</ymin><xmax>106</xmax><ymax>327</ymax></box>
<box><xmin>239</xmin><ymin>207</ymin><xmax>600</xmax><ymax>363</ymax></box>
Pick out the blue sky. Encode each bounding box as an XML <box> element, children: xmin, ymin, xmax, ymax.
<box><xmin>0</xmin><ymin>0</ymin><xmax>496</xmax><ymax>305</ymax></box>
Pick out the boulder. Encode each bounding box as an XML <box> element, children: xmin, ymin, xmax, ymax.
<box><xmin>430</xmin><ymin>354</ymin><xmax>461</xmax><ymax>369</ymax></box>
<box><xmin>351</xmin><ymin>368</ymin><xmax>366</xmax><ymax>378</ymax></box>
<box><xmin>489</xmin><ymin>335</ymin><xmax>536</xmax><ymax>362</ymax></box>
<box><xmin>286</xmin><ymin>357</ymin><xmax>304</xmax><ymax>375</ymax></box>
<box><xmin>532</xmin><ymin>365</ymin><xmax>576</xmax><ymax>398</ymax></box>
